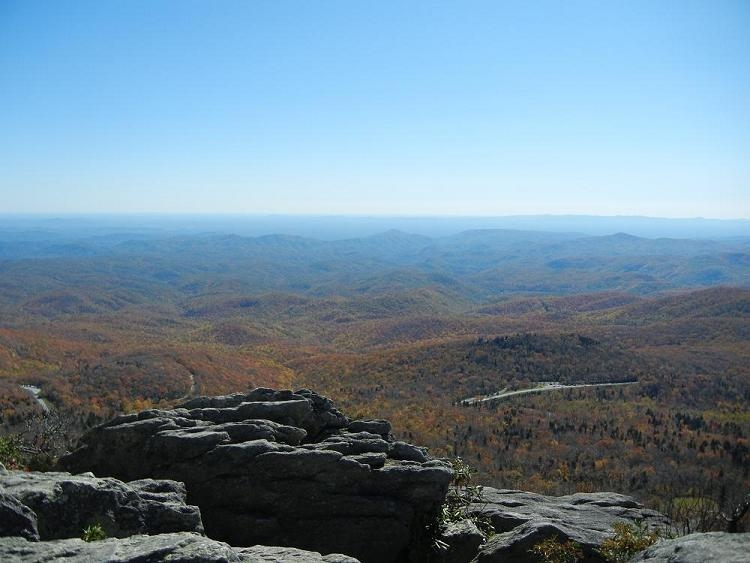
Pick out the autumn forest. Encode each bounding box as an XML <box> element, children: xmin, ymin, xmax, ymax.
<box><xmin>0</xmin><ymin>217</ymin><xmax>748</xmax><ymax>531</ymax></box>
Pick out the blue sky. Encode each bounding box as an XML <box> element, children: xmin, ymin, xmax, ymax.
<box><xmin>1</xmin><ymin>1</ymin><xmax>748</xmax><ymax>218</ymax></box>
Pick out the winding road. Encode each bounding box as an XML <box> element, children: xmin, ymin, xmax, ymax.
<box><xmin>19</xmin><ymin>384</ymin><xmax>50</xmax><ymax>413</ymax></box>
<box><xmin>460</xmin><ymin>380</ymin><xmax>638</xmax><ymax>405</ymax></box>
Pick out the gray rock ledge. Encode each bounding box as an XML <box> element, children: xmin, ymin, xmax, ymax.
<box><xmin>629</xmin><ymin>531</ymin><xmax>750</xmax><ymax>563</ymax></box>
<box><xmin>0</xmin><ymin>470</ymin><xmax>203</xmax><ymax>540</ymax></box>
<box><xmin>61</xmin><ymin>388</ymin><xmax>452</xmax><ymax>562</ymax></box>
<box><xmin>472</xmin><ymin>488</ymin><xmax>671</xmax><ymax>563</ymax></box>
<box><xmin>0</xmin><ymin>532</ymin><xmax>361</xmax><ymax>562</ymax></box>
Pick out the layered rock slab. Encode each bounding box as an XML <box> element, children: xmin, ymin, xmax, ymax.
<box><xmin>0</xmin><ymin>469</ymin><xmax>203</xmax><ymax>540</ymax></box>
<box><xmin>61</xmin><ymin>388</ymin><xmax>452</xmax><ymax>562</ymax></box>
<box><xmin>0</xmin><ymin>532</ymin><xmax>360</xmax><ymax>562</ymax></box>
<box><xmin>630</xmin><ymin>532</ymin><xmax>750</xmax><ymax>563</ymax></box>
<box><xmin>471</xmin><ymin>488</ymin><xmax>671</xmax><ymax>562</ymax></box>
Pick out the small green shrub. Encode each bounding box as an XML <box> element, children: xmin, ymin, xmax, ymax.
<box><xmin>81</xmin><ymin>523</ymin><xmax>107</xmax><ymax>542</ymax></box>
<box><xmin>530</xmin><ymin>535</ymin><xmax>584</xmax><ymax>563</ymax></box>
<box><xmin>0</xmin><ymin>434</ymin><xmax>24</xmax><ymax>469</ymax></box>
<box><xmin>598</xmin><ymin>521</ymin><xmax>660</xmax><ymax>562</ymax></box>
<box><xmin>441</xmin><ymin>458</ymin><xmax>492</xmax><ymax>529</ymax></box>
<box><xmin>432</xmin><ymin>457</ymin><xmax>495</xmax><ymax>551</ymax></box>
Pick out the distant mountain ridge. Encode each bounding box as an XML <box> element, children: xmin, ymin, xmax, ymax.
<box><xmin>2</xmin><ymin>213</ymin><xmax>749</xmax><ymax>239</ymax></box>
<box><xmin>0</xmin><ymin>228</ymin><xmax>748</xmax><ymax>318</ymax></box>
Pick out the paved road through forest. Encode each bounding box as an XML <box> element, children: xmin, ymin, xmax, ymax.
<box><xmin>460</xmin><ymin>381</ymin><xmax>638</xmax><ymax>405</ymax></box>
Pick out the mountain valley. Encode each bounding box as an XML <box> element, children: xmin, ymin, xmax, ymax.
<box><xmin>1</xmin><ymin>221</ymin><xmax>748</xmax><ymax>530</ymax></box>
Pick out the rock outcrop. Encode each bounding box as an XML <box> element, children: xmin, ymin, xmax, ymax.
<box><xmin>0</xmin><ymin>469</ymin><xmax>203</xmax><ymax>540</ymax></box>
<box><xmin>0</xmin><ymin>467</ymin><xmax>361</xmax><ymax>562</ymax></box>
<box><xmin>629</xmin><ymin>531</ymin><xmax>750</xmax><ymax>563</ymax></box>
<box><xmin>0</xmin><ymin>532</ymin><xmax>360</xmax><ymax>562</ymax></box>
<box><xmin>471</xmin><ymin>488</ymin><xmax>671</xmax><ymax>562</ymax></box>
<box><xmin>60</xmin><ymin>388</ymin><xmax>453</xmax><ymax>562</ymax></box>
<box><xmin>7</xmin><ymin>387</ymin><xmax>741</xmax><ymax>563</ymax></box>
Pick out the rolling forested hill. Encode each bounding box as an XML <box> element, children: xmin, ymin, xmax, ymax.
<box><xmin>0</xmin><ymin>220</ymin><xmax>748</xmax><ymax>520</ymax></box>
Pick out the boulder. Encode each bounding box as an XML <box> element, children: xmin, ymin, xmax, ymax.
<box><xmin>435</xmin><ymin>519</ymin><xmax>484</xmax><ymax>563</ymax></box>
<box><xmin>389</xmin><ymin>441</ymin><xmax>429</xmax><ymax>463</ymax></box>
<box><xmin>61</xmin><ymin>388</ymin><xmax>452</xmax><ymax>562</ymax></box>
<box><xmin>472</xmin><ymin>488</ymin><xmax>671</xmax><ymax>562</ymax></box>
<box><xmin>0</xmin><ymin>491</ymin><xmax>39</xmax><ymax>541</ymax></box>
<box><xmin>629</xmin><ymin>532</ymin><xmax>750</xmax><ymax>563</ymax></box>
<box><xmin>347</xmin><ymin>419</ymin><xmax>392</xmax><ymax>439</ymax></box>
<box><xmin>0</xmin><ymin>470</ymin><xmax>203</xmax><ymax>540</ymax></box>
<box><xmin>0</xmin><ymin>532</ymin><xmax>361</xmax><ymax>562</ymax></box>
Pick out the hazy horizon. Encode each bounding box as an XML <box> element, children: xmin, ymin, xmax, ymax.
<box><xmin>2</xmin><ymin>212</ymin><xmax>749</xmax><ymax>240</ymax></box>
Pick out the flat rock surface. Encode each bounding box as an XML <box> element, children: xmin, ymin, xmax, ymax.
<box><xmin>472</xmin><ymin>488</ymin><xmax>671</xmax><ymax>563</ymax></box>
<box><xmin>0</xmin><ymin>532</ymin><xmax>361</xmax><ymax>562</ymax></box>
<box><xmin>629</xmin><ymin>532</ymin><xmax>750</xmax><ymax>563</ymax></box>
<box><xmin>61</xmin><ymin>388</ymin><xmax>452</xmax><ymax>562</ymax></box>
<box><xmin>0</xmin><ymin>470</ymin><xmax>203</xmax><ymax>540</ymax></box>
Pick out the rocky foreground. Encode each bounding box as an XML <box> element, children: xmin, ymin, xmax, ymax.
<box><xmin>1</xmin><ymin>387</ymin><xmax>747</xmax><ymax>562</ymax></box>
<box><xmin>471</xmin><ymin>488</ymin><xmax>670</xmax><ymax>561</ymax></box>
<box><xmin>59</xmin><ymin>388</ymin><xmax>452</xmax><ymax>561</ymax></box>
